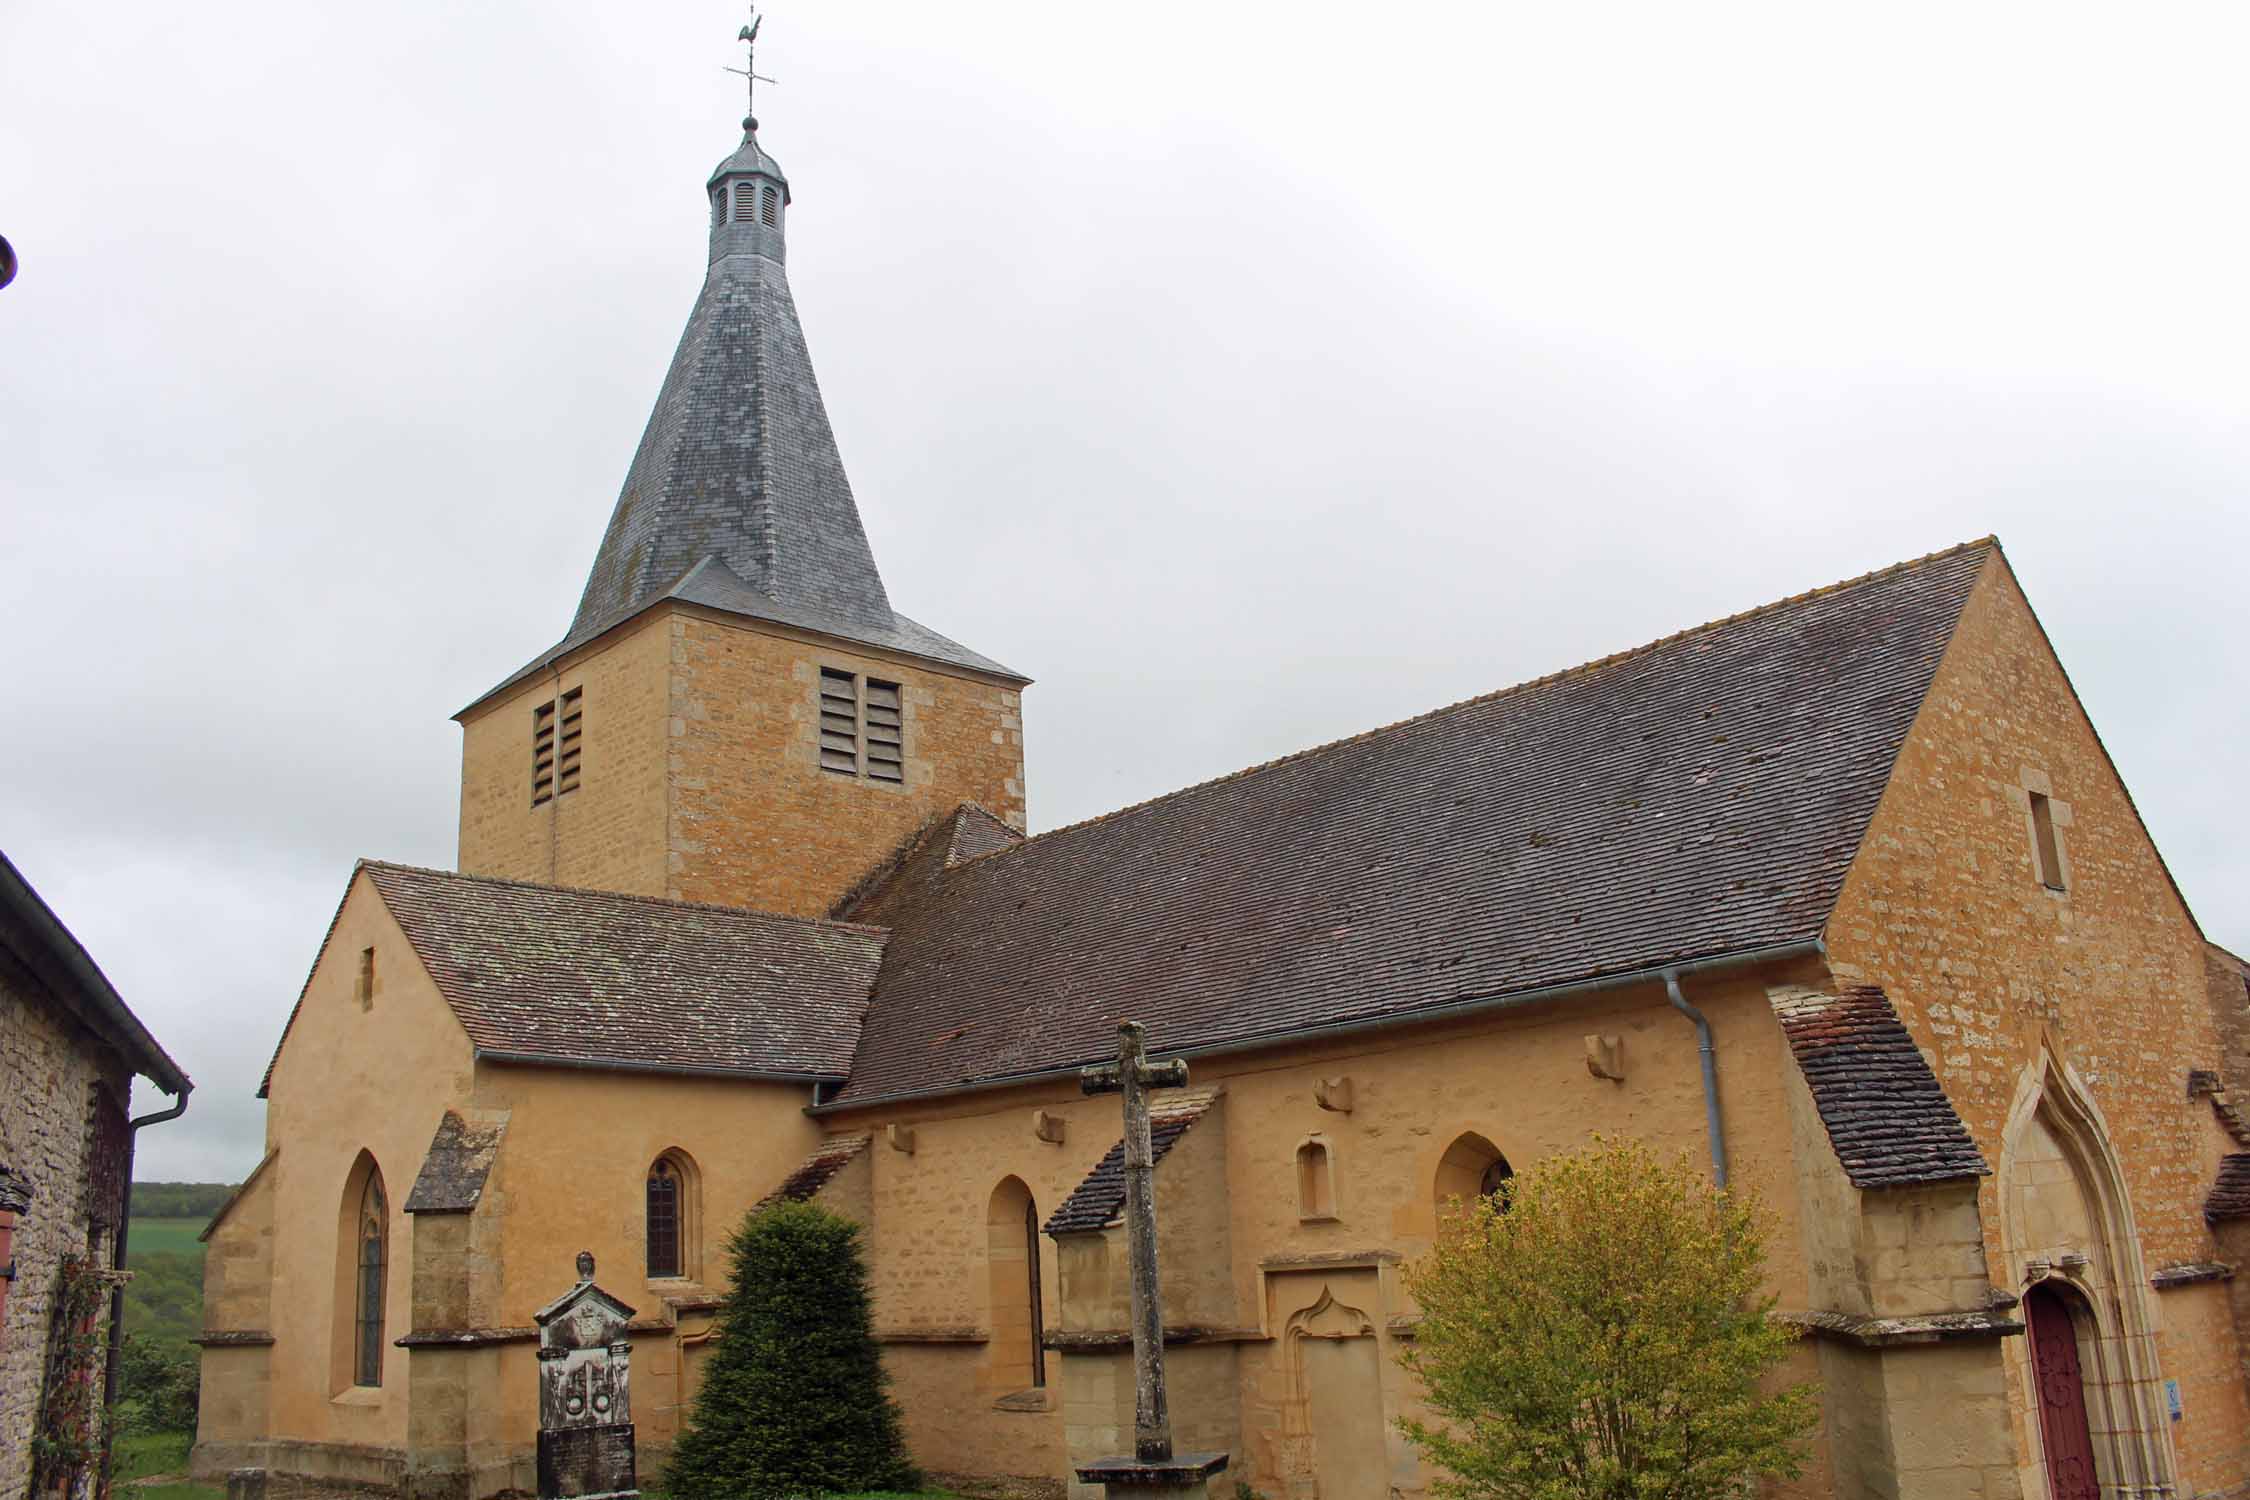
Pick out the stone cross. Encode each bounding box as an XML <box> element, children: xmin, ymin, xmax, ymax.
<box><xmin>1080</xmin><ymin>1020</ymin><xmax>1192</xmax><ymax>1463</ymax></box>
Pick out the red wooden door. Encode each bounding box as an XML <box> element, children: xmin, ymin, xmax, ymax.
<box><xmin>2027</xmin><ymin>1284</ymin><xmax>2099</xmax><ymax>1500</ymax></box>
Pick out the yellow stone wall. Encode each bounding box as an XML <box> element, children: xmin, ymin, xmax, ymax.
<box><xmin>665</xmin><ymin>611</ymin><xmax>1025</xmax><ymax>916</ymax></box>
<box><xmin>1824</xmin><ymin>551</ymin><xmax>2250</xmax><ymax>1495</ymax></box>
<box><xmin>458</xmin><ymin>605</ymin><xmax>1027</xmax><ymax>918</ymax></box>
<box><xmin>199</xmin><ymin>871</ymin><xmax>475</xmax><ymax>1483</ymax></box>
<box><xmin>457</xmin><ymin>612</ymin><xmax>673</xmax><ymax>896</ymax></box>
<box><xmin>821</xmin><ymin>963</ymin><xmax>1835</xmax><ymax>1497</ymax></box>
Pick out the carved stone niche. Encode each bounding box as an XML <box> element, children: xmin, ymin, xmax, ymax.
<box><xmin>534</xmin><ymin>1253</ymin><xmax>639</xmax><ymax>1500</ymax></box>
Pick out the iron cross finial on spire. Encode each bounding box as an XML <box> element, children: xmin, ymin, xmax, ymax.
<box><xmin>725</xmin><ymin>11</ymin><xmax>776</xmax><ymax>132</ymax></box>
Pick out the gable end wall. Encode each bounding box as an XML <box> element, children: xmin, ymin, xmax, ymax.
<box><xmin>1823</xmin><ymin>550</ymin><xmax>2250</xmax><ymax>1491</ymax></box>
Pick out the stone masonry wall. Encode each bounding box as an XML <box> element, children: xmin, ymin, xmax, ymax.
<box><xmin>823</xmin><ymin>961</ymin><xmax>1840</xmax><ymax>1497</ymax></box>
<box><xmin>457</xmin><ymin>612</ymin><xmax>673</xmax><ymax>897</ymax></box>
<box><xmin>457</xmin><ymin>606</ymin><xmax>1026</xmax><ymax>920</ymax></box>
<box><xmin>0</xmin><ymin>956</ymin><xmax>127</xmax><ymax>1500</ymax></box>
<box><xmin>1824</xmin><ymin>551</ymin><xmax>2250</xmax><ymax>1495</ymax></box>
<box><xmin>666</xmin><ymin>610</ymin><xmax>1025</xmax><ymax>917</ymax></box>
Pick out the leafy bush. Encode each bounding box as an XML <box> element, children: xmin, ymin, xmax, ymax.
<box><xmin>667</xmin><ymin>1200</ymin><xmax>917</xmax><ymax>1498</ymax></box>
<box><xmin>119</xmin><ymin>1334</ymin><xmax>201</xmax><ymax>1435</ymax></box>
<box><xmin>1400</xmin><ymin>1136</ymin><xmax>1817</xmax><ymax>1500</ymax></box>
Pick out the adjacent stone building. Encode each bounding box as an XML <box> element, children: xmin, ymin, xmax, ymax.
<box><xmin>2</xmin><ymin>851</ymin><xmax>190</xmax><ymax>1500</ymax></box>
<box><xmin>196</xmin><ymin>92</ymin><xmax>2250</xmax><ymax>1500</ymax></box>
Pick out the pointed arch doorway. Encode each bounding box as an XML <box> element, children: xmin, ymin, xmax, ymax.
<box><xmin>2026</xmin><ymin>1283</ymin><xmax>2098</xmax><ymax>1500</ymax></box>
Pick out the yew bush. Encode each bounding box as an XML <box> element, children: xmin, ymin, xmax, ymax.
<box><xmin>667</xmin><ymin>1200</ymin><xmax>918</xmax><ymax>1498</ymax></box>
<box><xmin>1399</xmin><ymin>1136</ymin><xmax>1816</xmax><ymax>1500</ymax></box>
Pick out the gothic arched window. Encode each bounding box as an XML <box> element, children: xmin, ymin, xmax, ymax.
<box><xmin>647</xmin><ymin>1158</ymin><xmax>682</xmax><ymax>1278</ymax></box>
<box><xmin>354</xmin><ymin>1170</ymin><xmax>387</xmax><ymax>1387</ymax></box>
<box><xmin>646</xmin><ymin>1150</ymin><xmax>700</xmax><ymax>1280</ymax></box>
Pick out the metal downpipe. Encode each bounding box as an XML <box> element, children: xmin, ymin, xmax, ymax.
<box><xmin>1664</xmin><ymin>970</ymin><xmax>1728</xmax><ymax>1190</ymax></box>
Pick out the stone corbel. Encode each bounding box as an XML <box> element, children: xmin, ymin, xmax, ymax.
<box><xmin>1032</xmin><ymin>1109</ymin><xmax>1066</xmax><ymax>1145</ymax></box>
<box><xmin>885</xmin><ymin>1123</ymin><xmax>916</xmax><ymax>1155</ymax></box>
<box><xmin>1314</xmin><ymin>1077</ymin><xmax>1354</xmax><ymax>1113</ymax></box>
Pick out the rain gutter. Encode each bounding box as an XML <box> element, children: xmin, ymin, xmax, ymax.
<box><xmin>809</xmin><ymin>937</ymin><xmax>1826</xmax><ymax>1117</ymax></box>
<box><xmin>472</xmin><ymin>1047</ymin><xmax>843</xmax><ymax>1086</ymax></box>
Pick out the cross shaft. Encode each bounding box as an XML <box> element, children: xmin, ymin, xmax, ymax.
<box><xmin>1081</xmin><ymin>1021</ymin><xmax>1191</xmax><ymax>1463</ymax></box>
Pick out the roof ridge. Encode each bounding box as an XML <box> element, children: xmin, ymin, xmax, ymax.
<box><xmin>965</xmin><ymin>536</ymin><xmax>1999</xmax><ymax>866</ymax></box>
<box><xmin>356</xmin><ymin>859</ymin><xmax>892</xmax><ymax>938</ymax></box>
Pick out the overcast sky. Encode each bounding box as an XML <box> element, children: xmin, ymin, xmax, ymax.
<box><xmin>6</xmin><ymin>2</ymin><xmax>2247</xmax><ymax>1182</ymax></box>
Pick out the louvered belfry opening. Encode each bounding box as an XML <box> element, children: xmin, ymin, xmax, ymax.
<box><xmin>760</xmin><ymin>185</ymin><xmax>779</xmax><ymax>226</ymax></box>
<box><xmin>733</xmin><ymin>183</ymin><xmax>757</xmax><ymax>223</ymax></box>
<box><xmin>531</xmin><ymin>689</ymin><xmax>584</xmax><ymax>806</ymax></box>
<box><xmin>531</xmin><ymin>700</ymin><xmax>557</xmax><ymax>805</ymax></box>
<box><xmin>556</xmin><ymin>687</ymin><xmax>583</xmax><ymax>796</ymax></box>
<box><xmin>818</xmin><ymin>668</ymin><xmax>904</xmax><ymax>782</ymax></box>
<box><xmin>864</xmin><ymin>679</ymin><xmax>902</xmax><ymax>781</ymax></box>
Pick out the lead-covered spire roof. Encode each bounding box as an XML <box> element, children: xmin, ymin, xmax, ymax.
<box><xmin>570</xmin><ymin>106</ymin><xmax>892</xmax><ymax>638</ymax></box>
<box><xmin>456</xmin><ymin>70</ymin><xmax>1023</xmax><ymax>712</ymax></box>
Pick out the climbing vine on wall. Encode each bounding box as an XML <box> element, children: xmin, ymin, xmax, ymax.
<box><xmin>31</xmin><ymin>1252</ymin><xmax>112</xmax><ymax>1500</ymax></box>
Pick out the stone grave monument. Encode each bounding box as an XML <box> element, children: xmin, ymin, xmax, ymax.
<box><xmin>534</xmin><ymin>1251</ymin><xmax>639</xmax><ymax>1500</ymax></box>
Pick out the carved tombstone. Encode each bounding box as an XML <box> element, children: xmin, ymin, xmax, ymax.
<box><xmin>534</xmin><ymin>1252</ymin><xmax>639</xmax><ymax>1500</ymax></box>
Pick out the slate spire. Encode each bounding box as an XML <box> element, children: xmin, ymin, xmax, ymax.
<box><xmin>569</xmin><ymin>105</ymin><xmax>893</xmax><ymax>638</ymax></box>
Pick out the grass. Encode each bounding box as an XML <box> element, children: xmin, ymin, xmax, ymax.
<box><xmin>127</xmin><ymin>1218</ymin><xmax>209</xmax><ymax>1258</ymax></box>
<box><xmin>113</xmin><ymin>1430</ymin><xmax>221</xmax><ymax>1496</ymax></box>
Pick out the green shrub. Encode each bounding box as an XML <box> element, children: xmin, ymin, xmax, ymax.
<box><xmin>1400</xmin><ymin>1136</ymin><xmax>1817</xmax><ymax>1500</ymax></box>
<box><xmin>119</xmin><ymin>1334</ymin><xmax>201</xmax><ymax>1435</ymax></box>
<box><xmin>667</xmin><ymin>1200</ymin><xmax>918</xmax><ymax>1498</ymax></box>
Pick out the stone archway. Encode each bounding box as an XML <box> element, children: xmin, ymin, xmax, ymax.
<box><xmin>1998</xmin><ymin>1045</ymin><xmax>2177</xmax><ymax>1497</ymax></box>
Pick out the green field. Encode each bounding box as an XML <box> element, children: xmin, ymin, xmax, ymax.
<box><xmin>129</xmin><ymin>1218</ymin><xmax>209</xmax><ymax>1259</ymax></box>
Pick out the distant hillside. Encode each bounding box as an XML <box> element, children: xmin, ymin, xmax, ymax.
<box><xmin>125</xmin><ymin>1182</ymin><xmax>237</xmax><ymax>1348</ymax></box>
<box><xmin>130</xmin><ymin>1181</ymin><xmax>236</xmax><ymax>1220</ymax></box>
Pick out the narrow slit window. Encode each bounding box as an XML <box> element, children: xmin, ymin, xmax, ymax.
<box><xmin>355</xmin><ymin>947</ymin><xmax>375</xmax><ymax>1011</ymax></box>
<box><xmin>2030</xmin><ymin>791</ymin><xmax>2065</xmax><ymax>890</ymax></box>
<box><xmin>818</xmin><ymin>669</ymin><xmax>906</xmax><ymax>783</ymax></box>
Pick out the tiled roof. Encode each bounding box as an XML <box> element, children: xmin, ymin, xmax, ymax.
<box><xmin>756</xmin><ymin>1134</ymin><xmax>872</xmax><ymax>1210</ymax></box>
<box><xmin>262</xmin><ymin>863</ymin><xmax>885</xmax><ymax>1094</ymax></box>
<box><xmin>1772</xmin><ymin>985</ymin><xmax>1988</xmax><ymax>1188</ymax></box>
<box><xmin>833</xmin><ymin>804</ymin><xmax>1026</xmax><ymax>927</ymax></box>
<box><xmin>829</xmin><ymin>542</ymin><xmax>1995</xmax><ymax>1107</ymax></box>
<box><xmin>2208</xmin><ymin>1155</ymin><xmax>2250</xmax><ymax>1223</ymax></box>
<box><xmin>1044</xmin><ymin>1089</ymin><xmax>1220</xmax><ymax>1235</ymax></box>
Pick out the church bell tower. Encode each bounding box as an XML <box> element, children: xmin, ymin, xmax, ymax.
<box><xmin>451</xmin><ymin>35</ymin><xmax>1028</xmax><ymax>920</ymax></box>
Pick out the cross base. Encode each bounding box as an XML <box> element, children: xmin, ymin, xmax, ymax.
<box><xmin>1073</xmin><ymin>1452</ymin><xmax>1229</xmax><ymax>1497</ymax></box>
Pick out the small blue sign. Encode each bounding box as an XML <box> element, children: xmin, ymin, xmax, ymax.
<box><xmin>2164</xmin><ymin>1378</ymin><xmax>2183</xmax><ymax>1422</ymax></box>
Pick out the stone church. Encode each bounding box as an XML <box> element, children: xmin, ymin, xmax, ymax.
<box><xmin>194</xmin><ymin>93</ymin><xmax>2250</xmax><ymax>1500</ymax></box>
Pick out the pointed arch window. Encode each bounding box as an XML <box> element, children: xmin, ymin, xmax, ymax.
<box><xmin>354</xmin><ymin>1171</ymin><xmax>387</xmax><ymax>1387</ymax></box>
<box><xmin>646</xmin><ymin>1150</ymin><xmax>701</xmax><ymax>1280</ymax></box>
